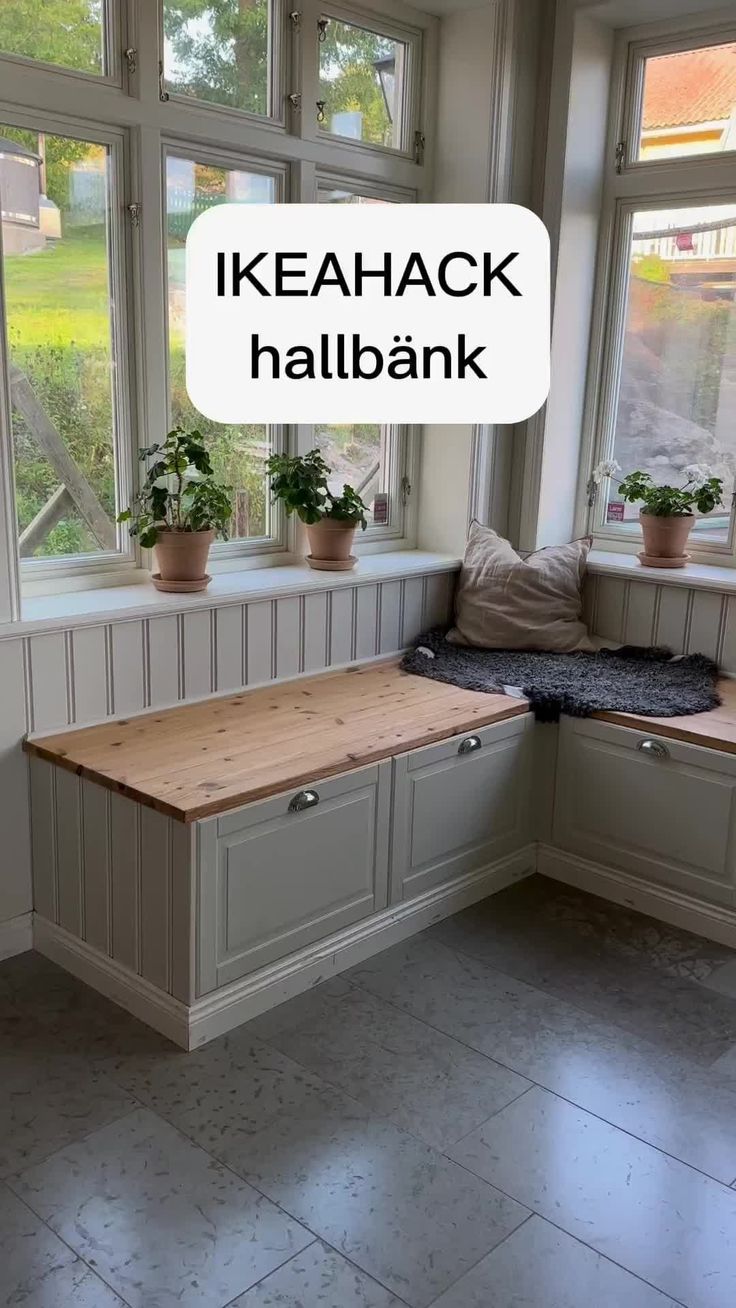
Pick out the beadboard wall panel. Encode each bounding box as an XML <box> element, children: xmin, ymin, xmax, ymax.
<box><xmin>2</xmin><ymin>569</ymin><xmax>455</xmax><ymax>928</ymax></box>
<box><xmin>29</xmin><ymin>756</ymin><xmax>193</xmax><ymax>1000</ymax></box>
<box><xmin>586</xmin><ymin>574</ymin><xmax>735</xmax><ymax>670</ymax></box>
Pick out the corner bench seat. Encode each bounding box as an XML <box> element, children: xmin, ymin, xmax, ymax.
<box><xmin>22</xmin><ymin>664</ymin><xmax>736</xmax><ymax>1049</ymax></box>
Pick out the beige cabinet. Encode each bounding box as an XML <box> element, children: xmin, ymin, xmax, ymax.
<box><xmin>197</xmin><ymin>762</ymin><xmax>392</xmax><ymax>993</ymax></box>
<box><xmin>553</xmin><ymin>717</ymin><xmax>736</xmax><ymax>906</ymax></box>
<box><xmin>390</xmin><ymin>714</ymin><xmax>534</xmax><ymax>903</ymax></box>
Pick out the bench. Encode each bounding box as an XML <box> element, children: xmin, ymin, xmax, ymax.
<box><xmin>23</xmin><ymin>666</ymin><xmax>736</xmax><ymax>1049</ymax></box>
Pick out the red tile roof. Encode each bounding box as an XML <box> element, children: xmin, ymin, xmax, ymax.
<box><xmin>643</xmin><ymin>44</ymin><xmax>736</xmax><ymax>130</ymax></box>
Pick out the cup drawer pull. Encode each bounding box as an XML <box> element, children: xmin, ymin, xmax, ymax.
<box><xmin>288</xmin><ymin>789</ymin><xmax>320</xmax><ymax>812</ymax></box>
<box><xmin>458</xmin><ymin>735</ymin><xmax>482</xmax><ymax>755</ymax></box>
<box><xmin>637</xmin><ymin>739</ymin><xmax>669</xmax><ymax>759</ymax></box>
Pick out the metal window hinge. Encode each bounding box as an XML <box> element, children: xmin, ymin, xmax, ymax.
<box><xmin>413</xmin><ymin>131</ymin><xmax>426</xmax><ymax>165</ymax></box>
<box><xmin>289</xmin><ymin>9</ymin><xmax>301</xmax><ymax>28</ymax></box>
<box><xmin>287</xmin><ymin>91</ymin><xmax>301</xmax><ymax>110</ymax></box>
<box><xmin>127</xmin><ymin>202</ymin><xmax>141</xmax><ymax>229</ymax></box>
<box><xmin>158</xmin><ymin>61</ymin><xmax>169</xmax><ymax>102</ymax></box>
<box><xmin>124</xmin><ymin>47</ymin><xmax>137</xmax><ymax>76</ymax></box>
<box><xmin>615</xmin><ymin>140</ymin><xmax>626</xmax><ymax>174</ymax></box>
<box><xmin>586</xmin><ymin>476</ymin><xmax>598</xmax><ymax>508</ymax></box>
<box><xmin>401</xmin><ymin>474</ymin><xmax>412</xmax><ymax>506</ymax></box>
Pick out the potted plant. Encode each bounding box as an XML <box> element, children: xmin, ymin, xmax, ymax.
<box><xmin>592</xmin><ymin>460</ymin><xmax>724</xmax><ymax>567</ymax></box>
<box><xmin>118</xmin><ymin>427</ymin><xmax>232</xmax><ymax>592</ymax></box>
<box><xmin>266</xmin><ymin>448</ymin><xmax>368</xmax><ymax>570</ymax></box>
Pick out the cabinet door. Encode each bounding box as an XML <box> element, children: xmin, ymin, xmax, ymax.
<box><xmin>390</xmin><ymin>714</ymin><xmax>534</xmax><ymax>903</ymax></box>
<box><xmin>198</xmin><ymin>762</ymin><xmax>391</xmax><ymax>993</ymax></box>
<box><xmin>553</xmin><ymin>717</ymin><xmax>736</xmax><ymax>905</ymax></box>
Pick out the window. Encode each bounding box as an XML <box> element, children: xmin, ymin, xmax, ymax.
<box><xmin>163</xmin><ymin>0</ymin><xmax>271</xmax><ymax>117</ymax></box>
<box><xmin>317</xmin><ymin>10</ymin><xmax>419</xmax><ymax>154</ymax></box>
<box><xmin>0</xmin><ymin>1</ymin><xmax>431</xmax><ymax>608</ymax></box>
<box><xmin>0</xmin><ymin>1</ymin><xmax>108</xmax><ymax>77</ymax></box>
<box><xmin>165</xmin><ymin>152</ymin><xmax>281</xmax><ymax>546</ymax></box>
<box><xmin>584</xmin><ymin>21</ymin><xmax>736</xmax><ymax>561</ymax></box>
<box><xmin>314</xmin><ymin>423</ymin><xmax>411</xmax><ymax>536</ymax></box>
<box><xmin>637</xmin><ymin>41</ymin><xmax>736</xmax><ymax>163</ymax></box>
<box><xmin>1</xmin><ymin>125</ymin><xmax>127</xmax><ymax>564</ymax></box>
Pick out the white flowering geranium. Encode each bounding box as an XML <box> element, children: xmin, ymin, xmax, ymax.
<box><xmin>591</xmin><ymin>458</ymin><xmax>621</xmax><ymax>485</ymax></box>
<box><xmin>591</xmin><ymin>460</ymin><xmax>723</xmax><ymax>518</ymax></box>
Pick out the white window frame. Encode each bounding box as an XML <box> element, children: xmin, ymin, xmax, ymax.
<box><xmin>578</xmin><ymin>12</ymin><xmax>736</xmax><ymax>566</ymax></box>
<box><xmin>0</xmin><ymin>105</ymin><xmax>138</xmax><ymax>589</ymax></box>
<box><xmin>0</xmin><ymin>0</ymin><xmax>434</xmax><ymax>612</ymax></box>
<box><xmin>311</xmin><ymin>0</ymin><xmax>424</xmax><ymax>161</ymax></box>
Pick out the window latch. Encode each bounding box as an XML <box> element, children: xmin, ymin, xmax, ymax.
<box><xmin>401</xmin><ymin>475</ymin><xmax>412</xmax><ymax>505</ymax></box>
<box><xmin>586</xmin><ymin>476</ymin><xmax>598</xmax><ymax>508</ymax></box>
<box><xmin>414</xmin><ymin>131</ymin><xmax>426</xmax><ymax>165</ymax></box>
<box><xmin>289</xmin><ymin>10</ymin><xmax>301</xmax><ymax>29</ymax></box>
<box><xmin>317</xmin><ymin>18</ymin><xmax>329</xmax><ymax>42</ymax></box>
<box><xmin>316</xmin><ymin>100</ymin><xmax>326</xmax><ymax>123</ymax></box>
<box><xmin>124</xmin><ymin>47</ymin><xmax>137</xmax><ymax>77</ymax></box>
<box><xmin>287</xmin><ymin>92</ymin><xmax>301</xmax><ymax>111</ymax></box>
<box><xmin>127</xmin><ymin>202</ymin><xmax>141</xmax><ymax>229</ymax></box>
<box><xmin>159</xmin><ymin>61</ymin><xmax>169</xmax><ymax>102</ymax></box>
<box><xmin>615</xmin><ymin>140</ymin><xmax>626</xmax><ymax>174</ymax></box>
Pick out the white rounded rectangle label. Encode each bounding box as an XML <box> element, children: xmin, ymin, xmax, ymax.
<box><xmin>185</xmin><ymin>202</ymin><xmax>550</xmax><ymax>425</ymax></box>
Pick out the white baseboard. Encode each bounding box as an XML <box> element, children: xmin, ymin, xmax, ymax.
<box><xmin>34</xmin><ymin>848</ymin><xmax>535</xmax><ymax>1050</ymax></box>
<box><xmin>0</xmin><ymin>912</ymin><xmax>33</xmax><ymax>962</ymax></box>
<box><xmin>538</xmin><ymin>845</ymin><xmax>736</xmax><ymax>950</ymax></box>
<box><xmin>33</xmin><ymin>917</ymin><xmax>190</xmax><ymax>1047</ymax></box>
<box><xmin>188</xmin><ymin>847</ymin><xmax>536</xmax><ymax>1048</ymax></box>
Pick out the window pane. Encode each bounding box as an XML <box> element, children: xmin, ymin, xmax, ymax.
<box><xmin>1</xmin><ymin>127</ymin><xmax>119</xmax><ymax>560</ymax></box>
<box><xmin>314</xmin><ymin>424</ymin><xmax>391</xmax><ymax>525</ymax></box>
<box><xmin>318</xmin><ymin>16</ymin><xmax>407</xmax><ymax>149</ymax></box>
<box><xmin>317</xmin><ymin>185</ymin><xmax>396</xmax><ymax>204</ymax></box>
<box><xmin>639</xmin><ymin>42</ymin><xmax>736</xmax><ymax>162</ymax></box>
<box><xmin>0</xmin><ymin>1</ymin><xmax>105</xmax><ymax>75</ymax></box>
<box><xmin>164</xmin><ymin>0</ymin><xmax>270</xmax><ymax>117</ymax></box>
<box><xmin>166</xmin><ymin>156</ymin><xmax>276</xmax><ymax>542</ymax></box>
<box><xmin>606</xmin><ymin>204</ymin><xmax>736</xmax><ymax>541</ymax></box>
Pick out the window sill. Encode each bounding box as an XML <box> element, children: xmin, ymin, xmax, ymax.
<box><xmin>2</xmin><ymin>551</ymin><xmax>461</xmax><ymax>638</ymax></box>
<box><xmin>589</xmin><ymin>550</ymin><xmax>736</xmax><ymax>593</ymax></box>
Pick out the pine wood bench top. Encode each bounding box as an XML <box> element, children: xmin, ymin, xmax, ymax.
<box><xmin>594</xmin><ymin>678</ymin><xmax>736</xmax><ymax>755</ymax></box>
<box><xmin>24</xmin><ymin>661</ymin><xmax>530</xmax><ymax>823</ymax></box>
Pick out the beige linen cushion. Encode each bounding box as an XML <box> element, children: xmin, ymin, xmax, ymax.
<box><xmin>447</xmin><ymin>523</ymin><xmax>593</xmax><ymax>652</ymax></box>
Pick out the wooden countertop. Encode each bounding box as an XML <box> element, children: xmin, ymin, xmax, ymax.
<box><xmin>24</xmin><ymin>662</ymin><xmax>529</xmax><ymax>823</ymax></box>
<box><xmin>593</xmin><ymin>678</ymin><xmax>736</xmax><ymax>754</ymax></box>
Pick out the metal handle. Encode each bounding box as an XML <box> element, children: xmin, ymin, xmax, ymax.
<box><xmin>458</xmin><ymin>735</ymin><xmax>482</xmax><ymax>755</ymax></box>
<box><xmin>637</xmin><ymin>739</ymin><xmax>669</xmax><ymax>759</ymax></box>
<box><xmin>288</xmin><ymin>789</ymin><xmax>320</xmax><ymax>812</ymax></box>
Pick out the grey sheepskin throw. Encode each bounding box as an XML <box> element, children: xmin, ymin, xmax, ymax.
<box><xmin>401</xmin><ymin>629</ymin><xmax>721</xmax><ymax>723</ymax></box>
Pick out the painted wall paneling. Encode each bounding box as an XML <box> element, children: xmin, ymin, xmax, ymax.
<box><xmin>0</xmin><ymin>567</ymin><xmax>456</xmax><ymax>930</ymax></box>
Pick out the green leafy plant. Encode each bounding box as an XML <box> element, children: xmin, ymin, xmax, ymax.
<box><xmin>118</xmin><ymin>427</ymin><xmax>232</xmax><ymax>549</ymax></box>
<box><xmin>593</xmin><ymin>460</ymin><xmax>724</xmax><ymax>517</ymax></box>
<box><xmin>266</xmin><ymin>449</ymin><xmax>369</xmax><ymax>529</ymax></box>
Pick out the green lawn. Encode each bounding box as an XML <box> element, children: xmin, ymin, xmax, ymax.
<box><xmin>4</xmin><ymin>229</ymin><xmax>110</xmax><ymax>348</ymax></box>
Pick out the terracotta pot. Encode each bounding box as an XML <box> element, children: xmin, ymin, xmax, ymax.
<box><xmin>639</xmin><ymin>512</ymin><xmax>693</xmax><ymax>567</ymax></box>
<box><xmin>305</xmin><ymin>518</ymin><xmax>357</xmax><ymax>569</ymax></box>
<box><xmin>154</xmin><ymin>529</ymin><xmax>214</xmax><ymax>585</ymax></box>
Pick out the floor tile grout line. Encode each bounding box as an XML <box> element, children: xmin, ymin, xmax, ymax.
<box><xmin>3</xmin><ymin>1102</ymin><xmax>142</xmax><ymax>1185</ymax></box>
<box><xmin>339</xmin><ymin>971</ymin><xmax>736</xmax><ymax>1193</ymax></box>
<box><xmin>441</xmin><ymin>1154</ymin><xmax>690</xmax><ymax>1308</ymax></box>
<box><xmin>219</xmin><ymin>1238</ymin><xmax>320</xmax><ymax>1308</ymax></box>
<box><xmin>444</xmin><ymin>1084</ymin><xmax>536</xmax><ymax>1152</ymax></box>
<box><xmin>420</xmin><ymin>1211</ymin><xmax>536</xmax><ymax>1308</ymax></box>
<box><xmin>0</xmin><ymin>1175</ymin><xmax>136</xmax><ymax>1308</ymax></box>
<box><xmin>431</xmin><ymin>923</ymin><xmax>736</xmax><ymax>1068</ymax></box>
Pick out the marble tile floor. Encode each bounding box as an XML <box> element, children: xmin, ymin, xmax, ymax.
<box><xmin>4</xmin><ymin>875</ymin><xmax>736</xmax><ymax>1307</ymax></box>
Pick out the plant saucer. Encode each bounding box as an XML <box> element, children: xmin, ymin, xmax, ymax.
<box><xmin>151</xmin><ymin>573</ymin><xmax>212</xmax><ymax>592</ymax></box>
